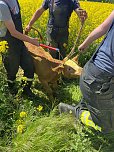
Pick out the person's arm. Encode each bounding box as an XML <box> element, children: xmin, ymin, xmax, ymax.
<box><xmin>1</xmin><ymin>2</ymin><xmax>39</xmax><ymax>46</ymax></box>
<box><xmin>78</xmin><ymin>11</ymin><xmax>114</xmax><ymax>51</ymax></box>
<box><xmin>73</xmin><ymin>0</ymin><xmax>87</xmax><ymax>24</ymax></box>
<box><xmin>4</xmin><ymin>19</ymin><xmax>39</xmax><ymax>46</ymax></box>
<box><xmin>25</xmin><ymin>7</ymin><xmax>45</xmax><ymax>32</ymax></box>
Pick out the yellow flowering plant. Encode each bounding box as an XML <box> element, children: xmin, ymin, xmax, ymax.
<box><xmin>19</xmin><ymin>0</ymin><xmax>114</xmax><ymax>64</ymax></box>
<box><xmin>36</xmin><ymin>105</ymin><xmax>43</xmax><ymax>112</ymax></box>
<box><xmin>0</xmin><ymin>41</ymin><xmax>8</xmax><ymax>54</ymax></box>
<box><xmin>16</xmin><ymin>112</ymin><xmax>27</xmax><ymax>134</ymax></box>
<box><xmin>20</xmin><ymin>111</ymin><xmax>27</xmax><ymax>118</ymax></box>
<box><xmin>17</xmin><ymin>124</ymin><xmax>26</xmax><ymax>134</ymax></box>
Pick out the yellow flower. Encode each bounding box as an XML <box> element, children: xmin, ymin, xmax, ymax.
<box><xmin>63</xmin><ymin>43</ymin><xmax>67</xmax><ymax>48</ymax></box>
<box><xmin>69</xmin><ymin>110</ymin><xmax>72</xmax><ymax>114</ymax></box>
<box><xmin>36</xmin><ymin>105</ymin><xmax>43</xmax><ymax>112</ymax></box>
<box><xmin>17</xmin><ymin>124</ymin><xmax>25</xmax><ymax>134</ymax></box>
<box><xmin>0</xmin><ymin>41</ymin><xmax>8</xmax><ymax>54</ymax></box>
<box><xmin>21</xmin><ymin>76</ymin><xmax>27</xmax><ymax>81</ymax></box>
<box><xmin>20</xmin><ymin>111</ymin><xmax>27</xmax><ymax>118</ymax></box>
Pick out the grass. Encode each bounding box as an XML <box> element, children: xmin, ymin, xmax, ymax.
<box><xmin>1</xmin><ymin>1</ymin><xmax>114</xmax><ymax>151</ymax></box>
<box><xmin>12</xmin><ymin>115</ymin><xmax>100</xmax><ymax>152</ymax></box>
<box><xmin>0</xmin><ymin>69</ymin><xmax>114</xmax><ymax>152</ymax></box>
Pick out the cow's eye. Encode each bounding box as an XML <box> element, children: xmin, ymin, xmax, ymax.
<box><xmin>67</xmin><ymin>67</ymin><xmax>75</xmax><ymax>72</ymax></box>
<box><xmin>67</xmin><ymin>67</ymin><xmax>71</xmax><ymax>71</ymax></box>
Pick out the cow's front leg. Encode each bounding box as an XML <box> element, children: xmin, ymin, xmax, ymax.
<box><xmin>51</xmin><ymin>81</ymin><xmax>58</xmax><ymax>90</ymax></box>
<box><xmin>50</xmin><ymin>81</ymin><xmax>58</xmax><ymax>98</ymax></box>
<box><xmin>40</xmin><ymin>80</ymin><xmax>55</xmax><ymax>101</ymax></box>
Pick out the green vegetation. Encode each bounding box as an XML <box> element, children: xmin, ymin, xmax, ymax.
<box><xmin>1</xmin><ymin>1</ymin><xmax>114</xmax><ymax>152</ymax></box>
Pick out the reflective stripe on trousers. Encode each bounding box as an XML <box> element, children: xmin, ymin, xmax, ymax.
<box><xmin>80</xmin><ymin>110</ymin><xmax>101</xmax><ymax>132</ymax></box>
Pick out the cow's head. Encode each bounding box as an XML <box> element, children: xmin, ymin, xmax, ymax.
<box><xmin>52</xmin><ymin>55</ymin><xmax>83</xmax><ymax>78</ymax></box>
<box><xmin>62</xmin><ymin>56</ymin><xmax>83</xmax><ymax>78</ymax></box>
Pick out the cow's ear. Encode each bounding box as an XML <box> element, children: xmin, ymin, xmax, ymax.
<box><xmin>52</xmin><ymin>65</ymin><xmax>64</xmax><ymax>73</ymax></box>
<box><xmin>72</xmin><ymin>54</ymin><xmax>79</xmax><ymax>64</ymax></box>
<box><xmin>63</xmin><ymin>57</ymin><xmax>68</xmax><ymax>62</ymax></box>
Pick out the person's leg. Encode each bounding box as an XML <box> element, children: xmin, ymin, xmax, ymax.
<box><xmin>57</xmin><ymin>27</ymin><xmax>69</xmax><ymax>60</ymax></box>
<box><xmin>58</xmin><ymin>61</ymin><xmax>102</xmax><ymax>132</ymax></box>
<box><xmin>58</xmin><ymin>100</ymin><xmax>102</xmax><ymax>132</ymax></box>
<box><xmin>58</xmin><ymin>42</ymin><xmax>67</xmax><ymax>60</ymax></box>
<box><xmin>46</xmin><ymin>26</ymin><xmax>59</xmax><ymax>59</ymax></box>
<box><xmin>80</xmin><ymin>61</ymin><xmax>114</xmax><ymax>133</ymax></box>
<box><xmin>2</xmin><ymin>39</ymin><xmax>20</xmax><ymax>95</ymax></box>
<box><xmin>47</xmin><ymin>40</ymin><xmax>58</xmax><ymax>59</ymax></box>
<box><xmin>20</xmin><ymin>45</ymin><xmax>35</xmax><ymax>97</ymax></box>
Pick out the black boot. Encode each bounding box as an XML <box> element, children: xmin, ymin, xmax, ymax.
<box><xmin>58</xmin><ymin>102</ymin><xmax>76</xmax><ymax>116</ymax></box>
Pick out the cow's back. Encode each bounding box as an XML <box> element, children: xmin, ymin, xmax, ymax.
<box><xmin>25</xmin><ymin>42</ymin><xmax>52</xmax><ymax>59</ymax></box>
<box><xmin>25</xmin><ymin>42</ymin><xmax>62</xmax><ymax>83</ymax></box>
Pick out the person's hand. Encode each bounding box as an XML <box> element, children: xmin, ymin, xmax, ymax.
<box><xmin>25</xmin><ymin>24</ymin><xmax>32</xmax><ymax>34</ymax></box>
<box><xmin>78</xmin><ymin>43</ymin><xmax>87</xmax><ymax>52</ymax></box>
<box><xmin>76</xmin><ymin>8</ymin><xmax>87</xmax><ymax>24</ymax></box>
<box><xmin>31</xmin><ymin>38</ymin><xmax>39</xmax><ymax>46</ymax></box>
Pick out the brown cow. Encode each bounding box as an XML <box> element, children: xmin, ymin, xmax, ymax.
<box><xmin>25</xmin><ymin>42</ymin><xmax>82</xmax><ymax>101</ymax></box>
